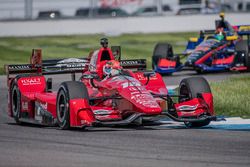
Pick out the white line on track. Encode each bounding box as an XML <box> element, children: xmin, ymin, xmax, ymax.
<box><xmin>159</xmin><ymin>117</ymin><xmax>250</xmax><ymax>130</ymax></box>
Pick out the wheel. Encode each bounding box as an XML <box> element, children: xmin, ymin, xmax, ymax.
<box><xmin>152</xmin><ymin>43</ymin><xmax>174</xmax><ymax>70</ymax></box>
<box><xmin>153</xmin><ymin>43</ymin><xmax>174</xmax><ymax>58</ymax></box>
<box><xmin>235</xmin><ymin>40</ymin><xmax>250</xmax><ymax>71</ymax></box>
<box><xmin>235</xmin><ymin>40</ymin><xmax>248</xmax><ymax>51</ymax></box>
<box><xmin>11</xmin><ymin>83</ymin><xmax>21</xmax><ymax>124</ymax></box>
<box><xmin>179</xmin><ymin>77</ymin><xmax>211</xmax><ymax>127</ymax></box>
<box><xmin>56</xmin><ymin>81</ymin><xmax>89</xmax><ymax>130</ymax></box>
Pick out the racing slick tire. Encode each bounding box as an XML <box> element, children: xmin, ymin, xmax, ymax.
<box><xmin>179</xmin><ymin>77</ymin><xmax>211</xmax><ymax>128</ymax></box>
<box><xmin>11</xmin><ymin>83</ymin><xmax>22</xmax><ymax>124</ymax></box>
<box><xmin>235</xmin><ymin>40</ymin><xmax>248</xmax><ymax>51</ymax></box>
<box><xmin>235</xmin><ymin>40</ymin><xmax>250</xmax><ymax>71</ymax></box>
<box><xmin>152</xmin><ymin>43</ymin><xmax>174</xmax><ymax>70</ymax></box>
<box><xmin>56</xmin><ymin>81</ymin><xmax>89</xmax><ymax>130</ymax></box>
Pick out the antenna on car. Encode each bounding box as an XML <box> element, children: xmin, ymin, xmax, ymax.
<box><xmin>100</xmin><ymin>38</ymin><xmax>108</xmax><ymax>48</ymax></box>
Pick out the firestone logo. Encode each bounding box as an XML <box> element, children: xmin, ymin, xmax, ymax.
<box><xmin>21</xmin><ymin>78</ymin><xmax>41</xmax><ymax>85</ymax></box>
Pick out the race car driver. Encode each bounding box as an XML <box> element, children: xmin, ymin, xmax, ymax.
<box><xmin>103</xmin><ymin>60</ymin><xmax>122</xmax><ymax>79</ymax></box>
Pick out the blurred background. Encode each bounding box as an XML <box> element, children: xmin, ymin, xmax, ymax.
<box><xmin>0</xmin><ymin>0</ymin><xmax>250</xmax><ymax>21</ymax></box>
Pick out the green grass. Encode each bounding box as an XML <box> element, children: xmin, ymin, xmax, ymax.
<box><xmin>211</xmin><ymin>76</ymin><xmax>250</xmax><ymax>118</ymax></box>
<box><xmin>0</xmin><ymin>32</ymin><xmax>197</xmax><ymax>74</ymax></box>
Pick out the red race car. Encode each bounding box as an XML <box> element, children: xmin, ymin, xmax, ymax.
<box><xmin>5</xmin><ymin>38</ymin><xmax>220</xmax><ymax>129</ymax></box>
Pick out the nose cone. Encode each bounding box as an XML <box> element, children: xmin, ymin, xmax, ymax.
<box><xmin>185</xmin><ymin>52</ymin><xmax>202</xmax><ymax>67</ymax></box>
<box><xmin>142</xmin><ymin>106</ymin><xmax>162</xmax><ymax>115</ymax></box>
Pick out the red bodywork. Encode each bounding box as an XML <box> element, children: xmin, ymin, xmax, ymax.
<box><xmin>5</xmin><ymin>47</ymin><xmax>215</xmax><ymax>128</ymax></box>
<box><xmin>158</xmin><ymin>59</ymin><xmax>176</xmax><ymax>68</ymax></box>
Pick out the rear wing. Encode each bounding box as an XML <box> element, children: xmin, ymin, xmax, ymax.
<box><xmin>6</xmin><ymin>59</ymin><xmax>89</xmax><ymax>75</ymax></box>
<box><xmin>5</xmin><ymin>49</ymin><xmax>146</xmax><ymax>75</ymax></box>
<box><xmin>5</xmin><ymin>49</ymin><xmax>89</xmax><ymax>87</ymax></box>
<box><xmin>5</xmin><ymin>49</ymin><xmax>147</xmax><ymax>86</ymax></box>
<box><xmin>5</xmin><ymin>49</ymin><xmax>89</xmax><ymax>76</ymax></box>
<box><xmin>235</xmin><ymin>25</ymin><xmax>250</xmax><ymax>36</ymax></box>
<box><xmin>235</xmin><ymin>25</ymin><xmax>250</xmax><ymax>49</ymax></box>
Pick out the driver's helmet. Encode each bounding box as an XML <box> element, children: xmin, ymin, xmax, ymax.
<box><xmin>215</xmin><ymin>27</ymin><xmax>224</xmax><ymax>41</ymax></box>
<box><xmin>103</xmin><ymin>60</ymin><xmax>122</xmax><ymax>77</ymax></box>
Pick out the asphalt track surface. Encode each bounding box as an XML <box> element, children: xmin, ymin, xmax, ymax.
<box><xmin>0</xmin><ymin>71</ymin><xmax>250</xmax><ymax>167</ymax></box>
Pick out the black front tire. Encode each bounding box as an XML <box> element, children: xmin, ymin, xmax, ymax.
<box><xmin>57</xmin><ymin>87</ymin><xmax>70</xmax><ymax>130</ymax></box>
<box><xmin>56</xmin><ymin>81</ymin><xmax>89</xmax><ymax>130</ymax></box>
<box><xmin>179</xmin><ymin>77</ymin><xmax>211</xmax><ymax>100</ymax></box>
<box><xmin>153</xmin><ymin>43</ymin><xmax>174</xmax><ymax>58</ymax></box>
<box><xmin>179</xmin><ymin>77</ymin><xmax>212</xmax><ymax>128</ymax></box>
<box><xmin>152</xmin><ymin>43</ymin><xmax>174</xmax><ymax>70</ymax></box>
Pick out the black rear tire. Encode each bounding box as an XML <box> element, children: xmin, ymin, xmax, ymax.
<box><xmin>56</xmin><ymin>81</ymin><xmax>89</xmax><ymax>130</ymax></box>
<box><xmin>152</xmin><ymin>43</ymin><xmax>174</xmax><ymax>70</ymax></box>
<box><xmin>235</xmin><ymin>40</ymin><xmax>248</xmax><ymax>51</ymax></box>
<box><xmin>179</xmin><ymin>77</ymin><xmax>211</xmax><ymax>127</ymax></box>
<box><xmin>235</xmin><ymin>40</ymin><xmax>250</xmax><ymax>71</ymax></box>
<box><xmin>11</xmin><ymin>83</ymin><xmax>22</xmax><ymax>124</ymax></box>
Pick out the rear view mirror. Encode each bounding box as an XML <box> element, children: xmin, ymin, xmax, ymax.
<box><xmin>143</xmin><ymin>71</ymin><xmax>156</xmax><ymax>85</ymax></box>
<box><xmin>111</xmin><ymin>46</ymin><xmax>121</xmax><ymax>61</ymax></box>
<box><xmin>143</xmin><ymin>71</ymin><xmax>156</xmax><ymax>78</ymax></box>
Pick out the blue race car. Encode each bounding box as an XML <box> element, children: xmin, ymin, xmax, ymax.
<box><xmin>152</xmin><ymin>13</ymin><xmax>250</xmax><ymax>74</ymax></box>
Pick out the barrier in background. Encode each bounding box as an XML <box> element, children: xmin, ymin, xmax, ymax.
<box><xmin>0</xmin><ymin>13</ymin><xmax>249</xmax><ymax>37</ymax></box>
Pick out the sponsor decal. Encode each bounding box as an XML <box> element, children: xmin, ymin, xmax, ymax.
<box><xmin>93</xmin><ymin>109</ymin><xmax>113</xmax><ymax>115</ymax></box>
<box><xmin>120</xmin><ymin>59</ymin><xmax>145</xmax><ymax>67</ymax></box>
<box><xmin>129</xmin><ymin>86</ymin><xmax>146</xmax><ymax>91</ymax></box>
<box><xmin>109</xmin><ymin>76</ymin><xmax>142</xmax><ymax>88</ymax></box>
<box><xmin>20</xmin><ymin>78</ymin><xmax>41</xmax><ymax>86</ymax></box>
<box><xmin>177</xmin><ymin>104</ymin><xmax>198</xmax><ymax>111</ymax></box>
<box><xmin>55</xmin><ymin>63</ymin><xmax>87</xmax><ymax>69</ymax></box>
<box><xmin>122</xmin><ymin>81</ymin><xmax>141</xmax><ymax>88</ymax></box>
<box><xmin>47</xmin><ymin>58</ymin><xmax>89</xmax><ymax>71</ymax></box>
<box><xmin>9</xmin><ymin>65</ymin><xmax>31</xmax><ymax>70</ymax></box>
<box><xmin>136</xmin><ymin>73</ymin><xmax>157</xmax><ymax>81</ymax></box>
<box><xmin>131</xmin><ymin>93</ymin><xmax>159</xmax><ymax>108</ymax></box>
<box><xmin>58</xmin><ymin>58</ymin><xmax>88</xmax><ymax>64</ymax></box>
<box><xmin>121</xmin><ymin>60</ymin><xmax>139</xmax><ymax>65</ymax></box>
